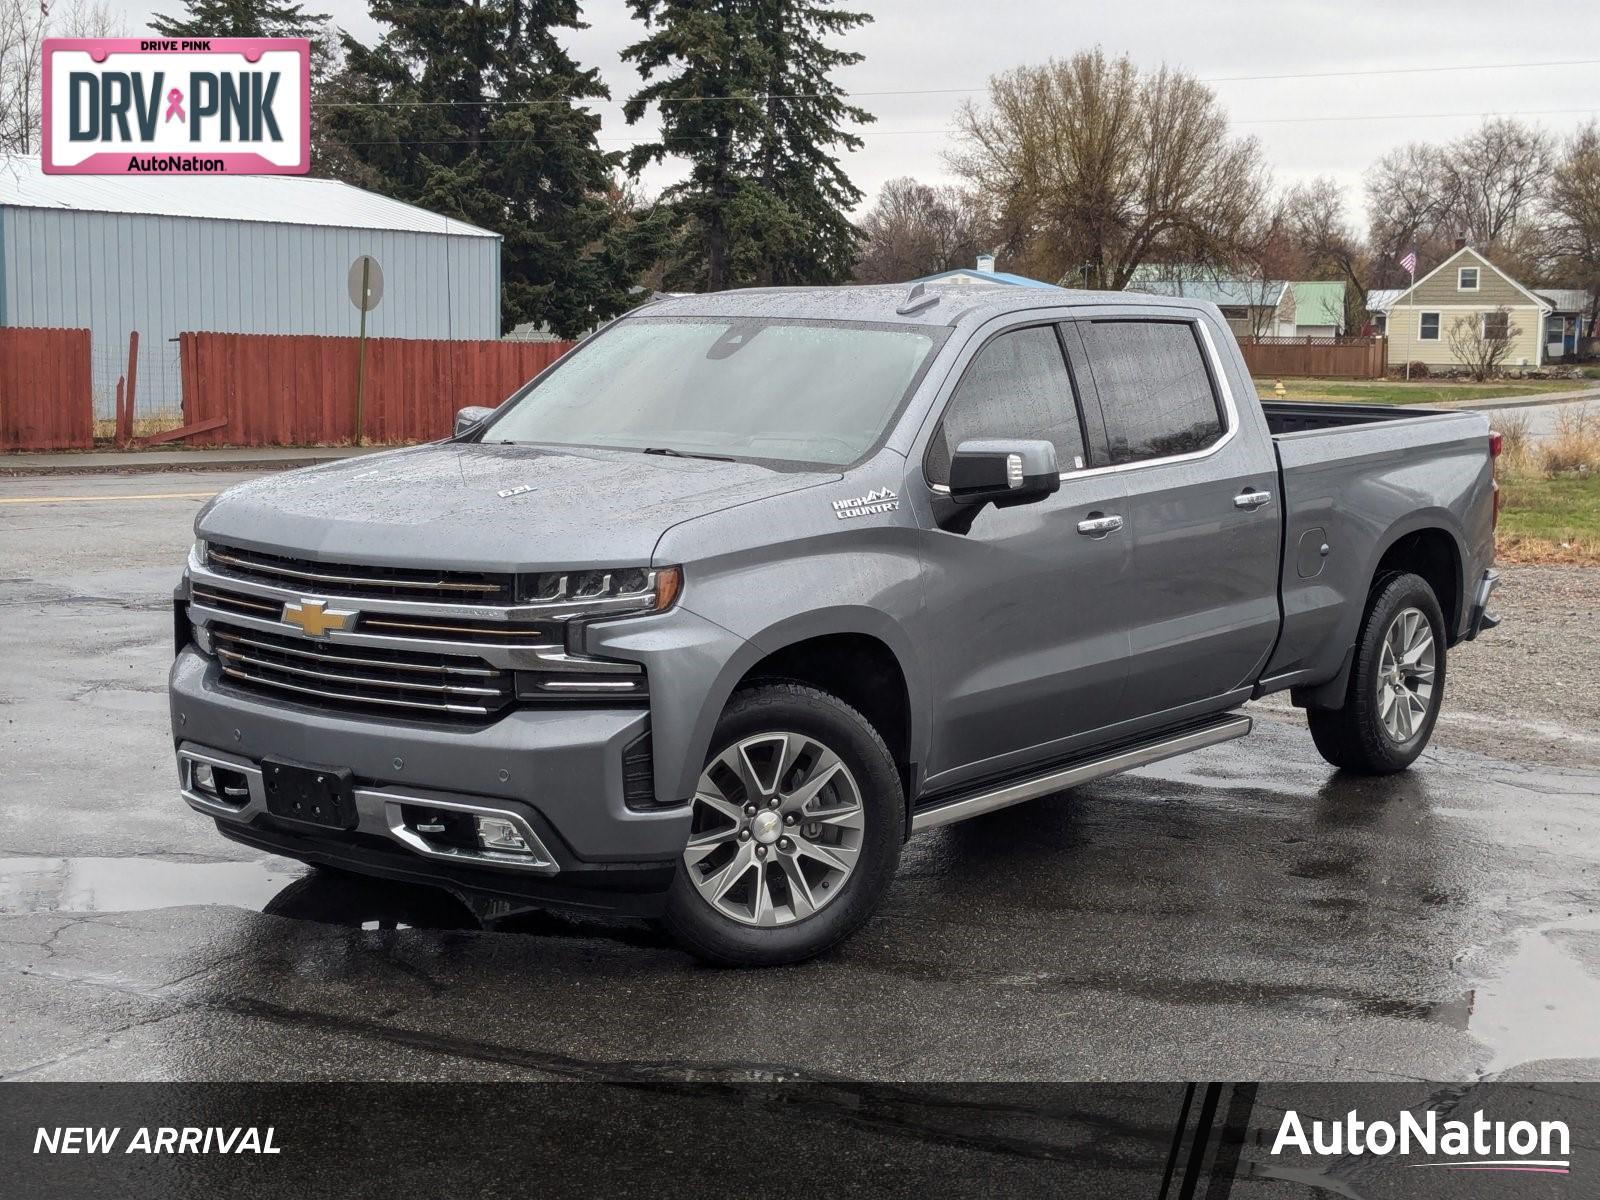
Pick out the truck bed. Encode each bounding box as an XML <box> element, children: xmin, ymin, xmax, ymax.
<box><xmin>1260</xmin><ymin>400</ymin><xmax>1453</xmax><ymax>436</ymax></box>
<box><xmin>1255</xmin><ymin>398</ymin><xmax>1496</xmax><ymax>694</ymax></box>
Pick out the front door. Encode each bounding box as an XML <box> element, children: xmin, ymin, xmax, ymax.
<box><xmin>1071</xmin><ymin>313</ymin><xmax>1281</xmax><ymax>726</ymax></box>
<box><xmin>915</xmin><ymin>321</ymin><xmax>1132</xmax><ymax>795</ymax></box>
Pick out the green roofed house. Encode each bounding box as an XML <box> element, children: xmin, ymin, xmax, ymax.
<box><xmin>1125</xmin><ymin>269</ymin><xmax>1345</xmax><ymax>340</ymax></box>
<box><xmin>1287</xmin><ymin>282</ymin><xmax>1345</xmax><ymax>337</ymax></box>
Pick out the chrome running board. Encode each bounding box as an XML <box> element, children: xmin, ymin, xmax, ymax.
<box><xmin>911</xmin><ymin>714</ymin><xmax>1252</xmax><ymax>833</ymax></box>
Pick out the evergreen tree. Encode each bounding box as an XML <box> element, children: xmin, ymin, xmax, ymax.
<box><xmin>152</xmin><ymin>0</ymin><xmax>329</xmax><ymax>39</ymax></box>
<box><xmin>324</xmin><ymin>1</ymin><xmax>670</xmax><ymax>338</ymax></box>
<box><xmin>623</xmin><ymin>0</ymin><xmax>871</xmax><ymax>291</ymax></box>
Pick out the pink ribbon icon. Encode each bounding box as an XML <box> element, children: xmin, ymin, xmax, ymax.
<box><xmin>164</xmin><ymin>88</ymin><xmax>185</xmax><ymax>123</ymax></box>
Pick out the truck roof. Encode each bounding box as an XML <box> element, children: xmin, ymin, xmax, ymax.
<box><xmin>640</xmin><ymin>283</ymin><xmax>1220</xmax><ymax>328</ymax></box>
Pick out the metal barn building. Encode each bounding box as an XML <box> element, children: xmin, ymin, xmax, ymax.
<box><xmin>0</xmin><ymin>155</ymin><xmax>500</xmax><ymax>422</ymax></box>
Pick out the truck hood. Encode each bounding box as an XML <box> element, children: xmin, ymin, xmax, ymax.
<box><xmin>196</xmin><ymin>442</ymin><xmax>839</xmax><ymax>570</ymax></box>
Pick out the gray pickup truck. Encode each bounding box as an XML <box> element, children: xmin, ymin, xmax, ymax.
<box><xmin>170</xmin><ymin>284</ymin><xmax>1501</xmax><ymax>964</ymax></box>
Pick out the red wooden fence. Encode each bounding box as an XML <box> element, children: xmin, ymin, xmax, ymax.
<box><xmin>178</xmin><ymin>333</ymin><xmax>576</xmax><ymax>447</ymax></box>
<box><xmin>1237</xmin><ymin>337</ymin><xmax>1387</xmax><ymax>379</ymax></box>
<box><xmin>0</xmin><ymin>327</ymin><xmax>93</xmax><ymax>451</ymax></box>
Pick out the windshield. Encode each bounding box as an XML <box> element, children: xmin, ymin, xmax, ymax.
<box><xmin>481</xmin><ymin>317</ymin><xmax>940</xmax><ymax>467</ymax></box>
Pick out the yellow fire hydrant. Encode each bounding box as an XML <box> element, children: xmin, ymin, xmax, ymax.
<box><xmin>1273</xmin><ymin>379</ymin><xmax>1287</xmax><ymax>397</ymax></box>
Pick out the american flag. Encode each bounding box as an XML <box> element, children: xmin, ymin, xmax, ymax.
<box><xmin>1400</xmin><ymin>249</ymin><xmax>1418</xmax><ymax>275</ymax></box>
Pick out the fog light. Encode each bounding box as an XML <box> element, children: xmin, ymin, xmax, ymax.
<box><xmin>192</xmin><ymin>623</ymin><xmax>214</xmax><ymax>654</ymax></box>
<box><xmin>192</xmin><ymin>762</ymin><xmax>216</xmax><ymax>793</ymax></box>
<box><xmin>475</xmin><ymin>815</ymin><xmax>531</xmax><ymax>853</ymax></box>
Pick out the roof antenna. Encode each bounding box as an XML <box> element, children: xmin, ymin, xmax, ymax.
<box><xmin>896</xmin><ymin>282</ymin><xmax>940</xmax><ymax>316</ymax></box>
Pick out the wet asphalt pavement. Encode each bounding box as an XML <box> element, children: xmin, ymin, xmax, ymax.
<box><xmin>2</xmin><ymin>469</ymin><xmax>1598</xmax><ymax>1083</ymax></box>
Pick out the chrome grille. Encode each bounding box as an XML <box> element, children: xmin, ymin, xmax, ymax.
<box><xmin>192</xmin><ymin>580</ymin><xmax>562</xmax><ymax>647</ymax></box>
<box><xmin>355</xmin><ymin>611</ymin><xmax>561</xmax><ymax>643</ymax></box>
<box><xmin>192</xmin><ymin>582</ymin><xmax>282</xmax><ymax>622</ymax></box>
<box><xmin>211</xmin><ymin>623</ymin><xmax>513</xmax><ymax>719</ymax></box>
<box><xmin>207</xmin><ymin>543</ymin><xmax>515</xmax><ymax>603</ymax></box>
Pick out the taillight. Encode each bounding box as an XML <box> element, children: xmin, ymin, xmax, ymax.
<box><xmin>1488</xmin><ymin>430</ymin><xmax>1502</xmax><ymax>529</ymax></box>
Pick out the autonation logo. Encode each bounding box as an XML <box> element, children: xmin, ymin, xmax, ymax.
<box><xmin>1272</xmin><ymin>1109</ymin><xmax>1570</xmax><ymax>1175</ymax></box>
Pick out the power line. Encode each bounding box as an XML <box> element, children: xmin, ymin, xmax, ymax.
<box><xmin>332</xmin><ymin>105</ymin><xmax>1600</xmax><ymax>149</ymax></box>
<box><xmin>1201</xmin><ymin>57</ymin><xmax>1600</xmax><ymax>83</ymax></box>
<box><xmin>311</xmin><ymin>56</ymin><xmax>1600</xmax><ymax>110</ymax></box>
<box><xmin>1235</xmin><ymin>104</ymin><xmax>1600</xmax><ymax>126</ymax></box>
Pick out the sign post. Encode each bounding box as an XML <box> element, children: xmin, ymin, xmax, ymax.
<box><xmin>347</xmin><ymin>255</ymin><xmax>384</xmax><ymax>446</ymax></box>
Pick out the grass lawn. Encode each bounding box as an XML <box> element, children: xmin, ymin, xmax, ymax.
<box><xmin>1254</xmin><ymin>378</ymin><xmax>1590</xmax><ymax>406</ymax></box>
<box><xmin>1496</xmin><ymin>473</ymin><xmax>1600</xmax><ymax>564</ymax></box>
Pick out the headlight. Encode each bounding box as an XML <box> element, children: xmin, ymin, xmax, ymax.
<box><xmin>516</xmin><ymin>565</ymin><xmax>681</xmax><ymax>613</ymax></box>
<box><xmin>191</xmin><ymin>538</ymin><xmax>209</xmax><ymax>568</ymax></box>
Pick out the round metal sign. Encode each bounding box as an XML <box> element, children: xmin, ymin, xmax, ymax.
<box><xmin>347</xmin><ymin>256</ymin><xmax>384</xmax><ymax>312</ymax></box>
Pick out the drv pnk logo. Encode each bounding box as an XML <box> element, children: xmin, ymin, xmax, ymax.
<box><xmin>42</xmin><ymin>38</ymin><xmax>309</xmax><ymax>175</ymax></box>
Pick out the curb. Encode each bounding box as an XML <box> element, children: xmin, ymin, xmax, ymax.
<box><xmin>1431</xmin><ymin>390</ymin><xmax>1600</xmax><ymax>412</ymax></box>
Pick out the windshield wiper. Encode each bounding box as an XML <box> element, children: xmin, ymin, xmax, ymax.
<box><xmin>641</xmin><ymin>446</ymin><xmax>736</xmax><ymax>462</ymax></box>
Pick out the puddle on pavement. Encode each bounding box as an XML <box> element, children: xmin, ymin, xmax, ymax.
<box><xmin>0</xmin><ymin>855</ymin><xmax>303</xmax><ymax>916</ymax></box>
<box><xmin>0</xmin><ymin>855</ymin><xmax>664</xmax><ymax>943</ymax></box>
<box><xmin>1465</xmin><ymin>911</ymin><xmax>1600</xmax><ymax>1075</ymax></box>
<box><xmin>0</xmin><ymin>855</ymin><xmax>472</xmax><ymax>931</ymax></box>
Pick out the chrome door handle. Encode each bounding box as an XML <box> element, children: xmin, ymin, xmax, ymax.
<box><xmin>1234</xmin><ymin>489</ymin><xmax>1273</xmax><ymax>510</ymax></box>
<box><xmin>1076</xmin><ymin>514</ymin><xmax>1124</xmax><ymax>536</ymax></box>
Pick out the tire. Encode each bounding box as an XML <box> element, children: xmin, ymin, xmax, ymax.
<box><xmin>663</xmin><ymin>682</ymin><xmax>904</xmax><ymax>966</ymax></box>
<box><xmin>1307</xmin><ymin>571</ymin><xmax>1448</xmax><ymax>774</ymax></box>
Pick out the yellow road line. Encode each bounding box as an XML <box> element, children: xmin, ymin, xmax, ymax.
<box><xmin>0</xmin><ymin>491</ymin><xmax>217</xmax><ymax>505</ymax></box>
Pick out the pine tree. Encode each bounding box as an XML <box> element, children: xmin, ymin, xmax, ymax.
<box><xmin>152</xmin><ymin>0</ymin><xmax>329</xmax><ymax>39</ymax></box>
<box><xmin>323</xmin><ymin>0</ymin><xmax>670</xmax><ymax>338</ymax></box>
<box><xmin>623</xmin><ymin>0</ymin><xmax>871</xmax><ymax>291</ymax></box>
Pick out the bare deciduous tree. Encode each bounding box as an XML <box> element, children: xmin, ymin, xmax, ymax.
<box><xmin>1448</xmin><ymin>306</ymin><xmax>1520</xmax><ymax>381</ymax></box>
<box><xmin>947</xmin><ymin>49</ymin><xmax>1265</xmax><ymax>290</ymax></box>
<box><xmin>1549</xmin><ymin>122</ymin><xmax>1600</xmax><ymax>328</ymax></box>
<box><xmin>1232</xmin><ymin>200</ymin><xmax>1300</xmax><ymax>342</ymax></box>
<box><xmin>57</xmin><ymin>0</ymin><xmax>125</xmax><ymax>38</ymax></box>
<box><xmin>1366</xmin><ymin>119</ymin><xmax>1555</xmax><ymax>284</ymax></box>
<box><xmin>0</xmin><ymin>0</ymin><xmax>46</xmax><ymax>154</ymax></box>
<box><xmin>854</xmin><ymin>177</ymin><xmax>993</xmax><ymax>284</ymax></box>
<box><xmin>1442</xmin><ymin>118</ymin><xmax>1554</xmax><ymax>249</ymax></box>
<box><xmin>1</xmin><ymin>0</ymin><xmax>127</xmax><ymax>155</ymax></box>
<box><xmin>1365</xmin><ymin>142</ymin><xmax>1456</xmax><ymax>286</ymax></box>
<box><xmin>1284</xmin><ymin>176</ymin><xmax>1368</xmax><ymax>331</ymax></box>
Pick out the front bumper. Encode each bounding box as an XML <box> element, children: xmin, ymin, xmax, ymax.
<box><xmin>169</xmin><ymin>648</ymin><xmax>690</xmax><ymax>914</ymax></box>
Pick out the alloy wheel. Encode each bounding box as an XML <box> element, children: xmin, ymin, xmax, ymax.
<box><xmin>1376</xmin><ymin>606</ymin><xmax>1436</xmax><ymax>743</ymax></box>
<box><xmin>683</xmin><ymin>731</ymin><xmax>865</xmax><ymax>927</ymax></box>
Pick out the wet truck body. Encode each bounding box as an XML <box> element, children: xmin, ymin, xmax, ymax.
<box><xmin>170</xmin><ymin>284</ymin><xmax>1500</xmax><ymax>963</ymax></box>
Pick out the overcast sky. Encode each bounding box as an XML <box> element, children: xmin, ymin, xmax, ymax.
<box><xmin>123</xmin><ymin>0</ymin><xmax>1600</xmax><ymax>231</ymax></box>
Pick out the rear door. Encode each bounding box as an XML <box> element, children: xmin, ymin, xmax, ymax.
<box><xmin>1071</xmin><ymin>312</ymin><xmax>1280</xmax><ymax>727</ymax></box>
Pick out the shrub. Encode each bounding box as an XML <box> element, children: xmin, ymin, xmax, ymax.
<box><xmin>1388</xmin><ymin>361</ymin><xmax>1431</xmax><ymax>379</ymax></box>
<box><xmin>1494</xmin><ymin>411</ymin><xmax>1533</xmax><ymax>477</ymax></box>
<box><xmin>1539</xmin><ymin>404</ymin><xmax>1599</xmax><ymax>476</ymax></box>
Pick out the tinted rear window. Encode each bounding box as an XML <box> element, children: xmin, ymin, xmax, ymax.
<box><xmin>1079</xmin><ymin>321</ymin><xmax>1224</xmax><ymax>464</ymax></box>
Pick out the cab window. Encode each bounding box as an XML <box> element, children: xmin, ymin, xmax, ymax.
<box><xmin>926</xmin><ymin>325</ymin><xmax>1087</xmax><ymax>486</ymax></box>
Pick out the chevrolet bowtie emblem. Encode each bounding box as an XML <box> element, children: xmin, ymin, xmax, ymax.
<box><xmin>282</xmin><ymin>598</ymin><xmax>357</xmax><ymax>638</ymax></box>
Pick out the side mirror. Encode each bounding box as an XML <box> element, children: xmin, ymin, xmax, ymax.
<box><xmin>453</xmin><ymin>405</ymin><xmax>495</xmax><ymax>437</ymax></box>
<box><xmin>949</xmin><ymin>439</ymin><xmax>1060</xmax><ymax>509</ymax></box>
